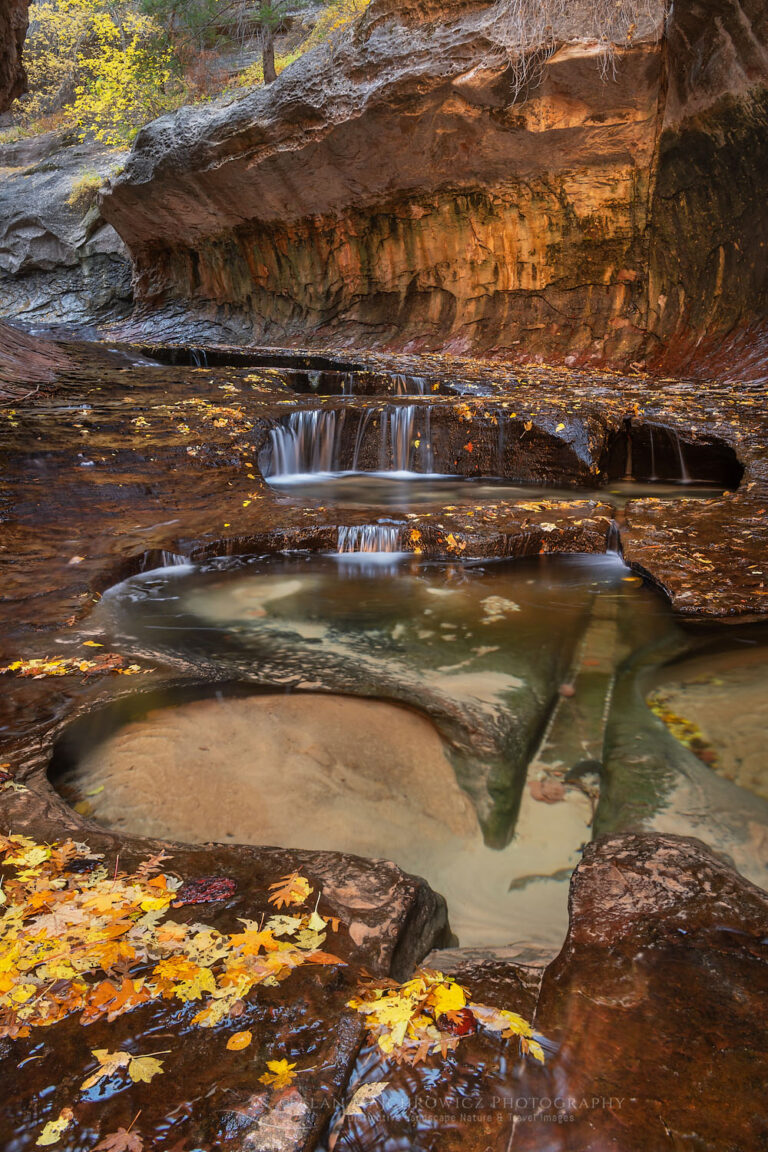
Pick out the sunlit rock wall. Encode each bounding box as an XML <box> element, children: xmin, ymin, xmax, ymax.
<box><xmin>102</xmin><ymin>0</ymin><xmax>768</xmax><ymax>369</ymax></box>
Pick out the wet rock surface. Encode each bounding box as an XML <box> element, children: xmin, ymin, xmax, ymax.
<box><xmin>516</xmin><ymin>833</ymin><xmax>768</xmax><ymax>1150</ymax></box>
<box><xmin>0</xmin><ymin>782</ymin><xmax>449</xmax><ymax>1149</ymax></box>
<box><xmin>0</xmin><ymin>340</ymin><xmax>766</xmax><ymax>1149</ymax></box>
<box><xmin>312</xmin><ymin>833</ymin><xmax>768</xmax><ymax>1151</ymax></box>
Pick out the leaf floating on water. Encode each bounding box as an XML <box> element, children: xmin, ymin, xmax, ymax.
<box><xmin>268</xmin><ymin>873</ymin><xmax>313</xmax><ymax>909</ymax></box>
<box><xmin>94</xmin><ymin>1128</ymin><xmax>144</xmax><ymax>1152</ymax></box>
<box><xmin>36</xmin><ymin>1109</ymin><xmax>74</xmax><ymax>1146</ymax></box>
<box><xmin>343</xmin><ymin>1081</ymin><xmax>389</xmax><ymax>1117</ymax></box>
<box><xmin>226</xmin><ymin>1030</ymin><xmax>253</xmax><ymax>1051</ymax></box>
<box><xmin>128</xmin><ymin>1056</ymin><xmax>164</xmax><ymax>1084</ymax></box>
<box><xmin>259</xmin><ymin>1058</ymin><xmax>297</xmax><ymax>1089</ymax></box>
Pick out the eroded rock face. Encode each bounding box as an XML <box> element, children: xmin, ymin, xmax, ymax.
<box><xmin>101</xmin><ymin>0</ymin><xmax>665</xmax><ymax>359</ymax></box>
<box><xmin>646</xmin><ymin>0</ymin><xmax>768</xmax><ymax>373</ymax></box>
<box><xmin>102</xmin><ymin>0</ymin><xmax>768</xmax><ymax>370</ymax></box>
<box><xmin>0</xmin><ymin>134</ymin><xmax>132</xmax><ymax>326</ymax></box>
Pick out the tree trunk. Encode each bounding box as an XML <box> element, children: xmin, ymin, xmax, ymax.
<box><xmin>262</xmin><ymin>30</ymin><xmax>277</xmax><ymax>84</ymax></box>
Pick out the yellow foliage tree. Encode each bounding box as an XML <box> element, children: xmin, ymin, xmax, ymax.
<box><xmin>17</xmin><ymin>0</ymin><xmax>182</xmax><ymax>146</ymax></box>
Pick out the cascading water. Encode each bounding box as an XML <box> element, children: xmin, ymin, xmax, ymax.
<box><xmin>669</xmin><ymin>428</ymin><xmax>691</xmax><ymax>482</ymax></box>
<box><xmin>393</xmin><ymin>375</ymin><xmax>428</xmax><ymax>396</ymax></box>
<box><xmin>268</xmin><ymin>403</ymin><xmax>437</xmax><ymax>480</ymax></box>
<box><xmin>337</xmin><ymin>525</ymin><xmax>401</xmax><ymax>553</ymax></box>
<box><xmin>267</xmin><ymin>410</ymin><xmax>342</xmax><ymax>477</ymax></box>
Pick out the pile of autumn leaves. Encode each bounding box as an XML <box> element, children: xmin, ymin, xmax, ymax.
<box><xmin>0</xmin><ymin>834</ymin><xmax>543</xmax><ymax>1146</ymax></box>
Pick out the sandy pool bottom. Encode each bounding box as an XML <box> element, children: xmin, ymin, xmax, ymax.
<box><xmin>60</xmin><ymin>693</ymin><xmax>592</xmax><ymax>950</ymax></box>
<box><xmin>650</xmin><ymin>644</ymin><xmax>768</xmax><ymax>800</ymax></box>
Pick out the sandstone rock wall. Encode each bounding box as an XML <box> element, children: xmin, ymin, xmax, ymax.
<box><xmin>0</xmin><ymin>0</ymin><xmax>71</xmax><ymax>395</ymax></box>
<box><xmin>0</xmin><ymin>134</ymin><xmax>132</xmax><ymax>326</ymax></box>
<box><xmin>647</xmin><ymin>0</ymin><xmax>768</xmax><ymax>374</ymax></box>
<box><xmin>100</xmin><ymin>0</ymin><xmax>768</xmax><ymax>369</ymax></box>
<box><xmin>0</xmin><ymin>0</ymin><xmax>28</xmax><ymax>112</ymax></box>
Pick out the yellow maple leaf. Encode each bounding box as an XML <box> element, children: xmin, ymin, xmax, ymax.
<box><xmin>259</xmin><ymin>1059</ymin><xmax>297</xmax><ymax>1089</ymax></box>
<box><xmin>428</xmin><ymin>981</ymin><xmax>467</xmax><ymax>1017</ymax></box>
<box><xmin>128</xmin><ymin>1056</ymin><xmax>164</xmax><ymax>1083</ymax></box>
<box><xmin>81</xmin><ymin>1049</ymin><xmax>131</xmax><ymax>1090</ymax></box>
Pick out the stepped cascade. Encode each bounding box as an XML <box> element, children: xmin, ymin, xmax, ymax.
<box><xmin>1</xmin><ymin>0</ymin><xmax>768</xmax><ymax>1148</ymax></box>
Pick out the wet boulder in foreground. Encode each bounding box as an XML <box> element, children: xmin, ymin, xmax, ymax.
<box><xmin>517</xmin><ymin>832</ymin><xmax>768</xmax><ymax>1150</ymax></box>
<box><xmin>329</xmin><ymin>833</ymin><xmax>768</xmax><ymax>1151</ymax></box>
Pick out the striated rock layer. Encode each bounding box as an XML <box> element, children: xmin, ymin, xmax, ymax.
<box><xmin>102</xmin><ymin>0</ymin><xmax>768</xmax><ymax>371</ymax></box>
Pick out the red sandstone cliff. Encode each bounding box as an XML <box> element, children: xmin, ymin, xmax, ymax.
<box><xmin>100</xmin><ymin>0</ymin><xmax>768</xmax><ymax>370</ymax></box>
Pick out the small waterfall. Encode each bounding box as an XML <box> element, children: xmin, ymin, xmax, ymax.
<box><xmin>337</xmin><ymin>525</ymin><xmax>401</xmax><ymax>553</ymax></box>
<box><xmin>496</xmin><ymin>408</ymin><xmax>506</xmax><ymax>473</ymax></box>
<box><xmin>649</xmin><ymin>424</ymin><xmax>657</xmax><ymax>481</ymax></box>
<box><xmin>267</xmin><ymin>410</ymin><xmax>342</xmax><ymax>477</ymax></box>
<box><xmin>140</xmin><ymin>550</ymin><xmax>190</xmax><ymax>571</ymax></box>
<box><xmin>308</xmin><ymin>371</ymin><xmax>323</xmax><ymax>392</ymax></box>
<box><xmin>391</xmin><ymin>407</ymin><xmax>415</xmax><ymax>472</ymax></box>
<box><xmin>191</xmin><ymin>347</ymin><xmax>208</xmax><ymax>367</ymax></box>
<box><xmin>422</xmin><ymin>406</ymin><xmax>434</xmax><ymax>473</ymax></box>
<box><xmin>606</xmin><ymin>521</ymin><xmax>622</xmax><ymax>554</ymax></box>
<box><xmin>352</xmin><ymin>408</ymin><xmax>375</xmax><ymax>471</ymax></box>
<box><xmin>393</xmin><ymin>375</ymin><xmax>427</xmax><ymax>396</ymax></box>
<box><xmin>669</xmin><ymin>428</ymin><xmax>691</xmax><ymax>482</ymax></box>
<box><xmin>378</xmin><ymin>405</ymin><xmax>434</xmax><ymax>473</ymax></box>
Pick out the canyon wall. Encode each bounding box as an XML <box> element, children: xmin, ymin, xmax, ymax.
<box><xmin>0</xmin><ymin>0</ymin><xmax>73</xmax><ymax>396</ymax></box>
<box><xmin>101</xmin><ymin>0</ymin><xmax>768</xmax><ymax>369</ymax></box>
<box><xmin>0</xmin><ymin>0</ymin><xmax>28</xmax><ymax>111</ymax></box>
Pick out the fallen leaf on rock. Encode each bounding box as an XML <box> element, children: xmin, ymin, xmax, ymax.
<box><xmin>268</xmin><ymin>873</ymin><xmax>313</xmax><ymax>909</ymax></box>
<box><xmin>259</xmin><ymin>1059</ymin><xmax>297</xmax><ymax>1089</ymax></box>
<box><xmin>94</xmin><ymin>1128</ymin><xmax>144</xmax><ymax>1152</ymax></box>
<box><xmin>128</xmin><ymin>1056</ymin><xmax>164</xmax><ymax>1084</ymax></box>
<box><xmin>81</xmin><ymin>1048</ymin><xmax>131</xmax><ymax>1090</ymax></box>
<box><xmin>529</xmin><ymin>779</ymin><xmax>566</xmax><ymax>804</ymax></box>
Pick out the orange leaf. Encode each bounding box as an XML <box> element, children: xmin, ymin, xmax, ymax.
<box><xmin>226</xmin><ymin>1030</ymin><xmax>253</xmax><ymax>1051</ymax></box>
